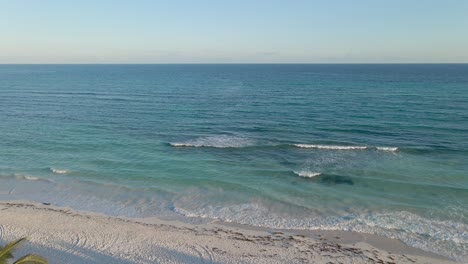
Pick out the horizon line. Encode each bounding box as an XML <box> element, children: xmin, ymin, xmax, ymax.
<box><xmin>1</xmin><ymin>62</ymin><xmax>468</xmax><ymax>65</ymax></box>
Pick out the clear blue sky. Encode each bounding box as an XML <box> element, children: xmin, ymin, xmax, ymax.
<box><xmin>1</xmin><ymin>0</ymin><xmax>467</xmax><ymax>63</ymax></box>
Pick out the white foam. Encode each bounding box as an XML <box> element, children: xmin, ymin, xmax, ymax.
<box><xmin>170</xmin><ymin>143</ymin><xmax>195</xmax><ymax>147</ymax></box>
<box><xmin>294</xmin><ymin>144</ymin><xmax>368</xmax><ymax>150</ymax></box>
<box><xmin>170</xmin><ymin>135</ymin><xmax>253</xmax><ymax>148</ymax></box>
<box><xmin>376</xmin><ymin>146</ymin><xmax>399</xmax><ymax>152</ymax></box>
<box><xmin>174</xmin><ymin>204</ymin><xmax>467</xmax><ymax>262</ymax></box>
<box><xmin>13</xmin><ymin>174</ymin><xmax>50</xmax><ymax>182</ymax></box>
<box><xmin>15</xmin><ymin>174</ymin><xmax>40</xmax><ymax>181</ymax></box>
<box><xmin>293</xmin><ymin>171</ymin><xmax>321</xmax><ymax>178</ymax></box>
<box><xmin>293</xmin><ymin>144</ymin><xmax>399</xmax><ymax>152</ymax></box>
<box><xmin>50</xmin><ymin>168</ymin><xmax>68</xmax><ymax>174</ymax></box>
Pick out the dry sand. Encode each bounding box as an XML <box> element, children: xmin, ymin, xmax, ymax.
<box><xmin>0</xmin><ymin>201</ymin><xmax>457</xmax><ymax>264</ymax></box>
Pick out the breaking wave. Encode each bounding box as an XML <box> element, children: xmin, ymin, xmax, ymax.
<box><xmin>169</xmin><ymin>139</ymin><xmax>399</xmax><ymax>152</ymax></box>
<box><xmin>293</xmin><ymin>144</ymin><xmax>368</xmax><ymax>150</ymax></box>
<box><xmin>375</xmin><ymin>146</ymin><xmax>399</xmax><ymax>152</ymax></box>
<box><xmin>294</xmin><ymin>144</ymin><xmax>398</xmax><ymax>152</ymax></box>
<box><xmin>49</xmin><ymin>168</ymin><xmax>69</xmax><ymax>174</ymax></box>
<box><xmin>170</xmin><ymin>135</ymin><xmax>254</xmax><ymax>148</ymax></box>
<box><xmin>293</xmin><ymin>171</ymin><xmax>321</xmax><ymax>178</ymax></box>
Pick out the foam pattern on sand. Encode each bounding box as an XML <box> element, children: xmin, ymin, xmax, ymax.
<box><xmin>0</xmin><ymin>202</ymin><xmax>456</xmax><ymax>264</ymax></box>
<box><xmin>174</xmin><ymin>203</ymin><xmax>467</xmax><ymax>262</ymax></box>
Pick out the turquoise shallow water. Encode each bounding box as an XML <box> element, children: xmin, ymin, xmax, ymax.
<box><xmin>0</xmin><ymin>64</ymin><xmax>467</xmax><ymax>261</ymax></box>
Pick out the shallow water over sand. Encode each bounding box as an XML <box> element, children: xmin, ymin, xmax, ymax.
<box><xmin>0</xmin><ymin>64</ymin><xmax>467</xmax><ymax>261</ymax></box>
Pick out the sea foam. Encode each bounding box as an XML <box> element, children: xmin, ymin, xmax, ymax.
<box><xmin>12</xmin><ymin>173</ymin><xmax>51</xmax><ymax>183</ymax></box>
<box><xmin>15</xmin><ymin>174</ymin><xmax>40</xmax><ymax>181</ymax></box>
<box><xmin>173</xmin><ymin>204</ymin><xmax>467</xmax><ymax>262</ymax></box>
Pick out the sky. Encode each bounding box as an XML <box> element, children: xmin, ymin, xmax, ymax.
<box><xmin>1</xmin><ymin>0</ymin><xmax>468</xmax><ymax>63</ymax></box>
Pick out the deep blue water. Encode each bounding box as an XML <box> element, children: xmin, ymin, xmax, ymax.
<box><xmin>0</xmin><ymin>64</ymin><xmax>467</xmax><ymax>261</ymax></box>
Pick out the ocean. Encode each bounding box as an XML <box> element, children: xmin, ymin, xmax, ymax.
<box><xmin>0</xmin><ymin>64</ymin><xmax>467</xmax><ymax>261</ymax></box>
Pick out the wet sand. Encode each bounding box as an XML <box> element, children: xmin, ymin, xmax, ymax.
<box><xmin>0</xmin><ymin>201</ymin><xmax>457</xmax><ymax>263</ymax></box>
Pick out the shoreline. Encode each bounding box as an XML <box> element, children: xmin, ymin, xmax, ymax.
<box><xmin>0</xmin><ymin>200</ymin><xmax>457</xmax><ymax>263</ymax></box>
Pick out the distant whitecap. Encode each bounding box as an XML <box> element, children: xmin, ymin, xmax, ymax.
<box><xmin>293</xmin><ymin>144</ymin><xmax>399</xmax><ymax>152</ymax></box>
<box><xmin>293</xmin><ymin>144</ymin><xmax>368</xmax><ymax>150</ymax></box>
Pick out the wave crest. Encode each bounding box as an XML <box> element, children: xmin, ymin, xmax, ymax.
<box><xmin>293</xmin><ymin>171</ymin><xmax>321</xmax><ymax>178</ymax></box>
<box><xmin>294</xmin><ymin>144</ymin><xmax>399</xmax><ymax>152</ymax></box>
<box><xmin>375</xmin><ymin>147</ymin><xmax>399</xmax><ymax>152</ymax></box>
<box><xmin>170</xmin><ymin>135</ymin><xmax>254</xmax><ymax>148</ymax></box>
<box><xmin>294</xmin><ymin>144</ymin><xmax>368</xmax><ymax>150</ymax></box>
<box><xmin>50</xmin><ymin>168</ymin><xmax>69</xmax><ymax>174</ymax></box>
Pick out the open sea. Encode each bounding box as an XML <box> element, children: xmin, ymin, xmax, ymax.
<box><xmin>0</xmin><ymin>64</ymin><xmax>467</xmax><ymax>261</ymax></box>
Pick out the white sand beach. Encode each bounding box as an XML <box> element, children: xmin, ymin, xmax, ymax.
<box><xmin>0</xmin><ymin>201</ymin><xmax>456</xmax><ymax>264</ymax></box>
